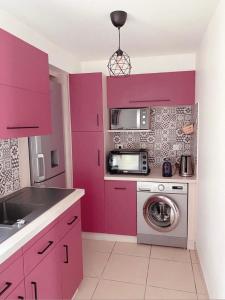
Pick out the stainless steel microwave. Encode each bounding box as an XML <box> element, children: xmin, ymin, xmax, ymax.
<box><xmin>110</xmin><ymin>108</ymin><xmax>149</xmax><ymax>130</ymax></box>
<box><xmin>107</xmin><ymin>150</ymin><xmax>150</xmax><ymax>175</ymax></box>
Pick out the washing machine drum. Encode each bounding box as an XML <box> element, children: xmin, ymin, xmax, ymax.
<box><xmin>143</xmin><ymin>195</ymin><xmax>180</xmax><ymax>232</ymax></box>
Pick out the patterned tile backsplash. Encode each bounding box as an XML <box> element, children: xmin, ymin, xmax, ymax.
<box><xmin>0</xmin><ymin>139</ymin><xmax>20</xmax><ymax>197</ymax></box>
<box><xmin>112</xmin><ymin>105</ymin><xmax>196</xmax><ymax>167</ymax></box>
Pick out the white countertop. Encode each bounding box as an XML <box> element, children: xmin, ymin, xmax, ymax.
<box><xmin>104</xmin><ymin>168</ymin><xmax>197</xmax><ymax>184</ymax></box>
<box><xmin>0</xmin><ymin>188</ymin><xmax>85</xmax><ymax>264</ymax></box>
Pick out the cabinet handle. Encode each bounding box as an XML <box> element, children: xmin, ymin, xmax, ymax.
<box><xmin>97</xmin><ymin>150</ymin><xmax>100</xmax><ymax>166</ymax></box>
<box><xmin>63</xmin><ymin>245</ymin><xmax>69</xmax><ymax>264</ymax></box>
<box><xmin>18</xmin><ymin>297</ymin><xmax>24</xmax><ymax>300</ymax></box>
<box><xmin>6</xmin><ymin>126</ymin><xmax>39</xmax><ymax>129</ymax></box>
<box><xmin>114</xmin><ymin>187</ymin><xmax>127</xmax><ymax>190</ymax></box>
<box><xmin>97</xmin><ymin>114</ymin><xmax>99</xmax><ymax>127</ymax></box>
<box><xmin>31</xmin><ymin>282</ymin><xmax>38</xmax><ymax>300</ymax></box>
<box><xmin>67</xmin><ymin>216</ymin><xmax>78</xmax><ymax>225</ymax></box>
<box><xmin>129</xmin><ymin>99</ymin><xmax>171</xmax><ymax>103</ymax></box>
<box><xmin>37</xmin><ymin>241</ymin><xmax>54</xmax><ymax>254</ymax></box>
<box><xmin>0</xmin><ymin>282</ymin><xmax>12</xmax><ymax>296</ymax></box>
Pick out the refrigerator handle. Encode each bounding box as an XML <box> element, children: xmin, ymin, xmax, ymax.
<box><xmin>36</xmin><ymin>153</ymin><xmax>46</xmax><ymax>182</ymax></box>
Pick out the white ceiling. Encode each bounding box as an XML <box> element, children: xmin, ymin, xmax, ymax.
<box><xmin>0</xmin><ymin>0</ymin><xmax>219</xmax><ymax>61</ymax></box>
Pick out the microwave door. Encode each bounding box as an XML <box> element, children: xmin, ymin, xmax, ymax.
<box><xmin>113</xmin><ymin>109</ymin><xmax>140</xmax><ymax>130</ymax></box>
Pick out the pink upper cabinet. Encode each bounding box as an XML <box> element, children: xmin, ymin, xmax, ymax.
<box><xmin>0</xmin><ymin>84</ymin><xmax>51</xmax><ymax>138</ymax></box>
<box><xmin>0</xmin><ymin>28</ymin><xmax>49</xmax><ymax>93</ymax></box>
<box><xmin>70</xmin><ymin>73</ymin><xmax>103</xmax><ymax>132</ymax></box>
<box><xmin>107</xmin><ymin>71</ymin><xmax>195</xmax><ymax>108</ymax></box>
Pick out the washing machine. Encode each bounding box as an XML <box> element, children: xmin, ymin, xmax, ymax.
<box><xmin>137</xmin><ymin>181</ymin><xmax>188</xmax><ymax>248</ymax></box>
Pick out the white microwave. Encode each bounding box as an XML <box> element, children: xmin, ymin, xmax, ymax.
<box><xmin>110</xmin><ymin>108</ymin><xmax>150</xmax><ymax>130</ymax></box>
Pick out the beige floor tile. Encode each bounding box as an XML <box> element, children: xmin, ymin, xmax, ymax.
<box><xmin>192</xmin><ymin>264</ymin><xmax>208</xmax><ymax>295</ymax></box>
<box><xmin>145</xmin><ymin>286</ymin><xmax>197</xmax><ymax>299</ymax></box>
<box><xmin>83</xmin><ymin>250</ymin><xmax>110</xmax><ymax>277</ymax></box>
<box><xmin>190</xmin><ymin>250</ymin><xmax>199</xmax><ymax>264</ymax></box>
<box><xmin>151</xmin><ymin>246</ymin><xmax>191</xmax><ymax>263</ymax></box>
<box><xmin>83</xmin><ymin>239</ymin><xmax>115</xmax><ymax>253</ymax></box>
<box><xmin>103</xmin><ymin>253</ymin><xmax>149</xmax><ymax>285</ymax></box>
<box><xmin>113</xmin><ymin>242</ymin><xmax>151</xmax><ymax>257</ymax></box>
<box><xmin>92</xmin><ymin>279</ymin><xmax>145</xmax><ymax>300</ymax></box>
<box><xmin>197</xmin><ymin>294</ymin><xmax>209</xmax><ymax>299</ymax></box>
<box><xmin>147</xmin><ymin>259</ymin><xmax>196</xmax><ymax>293</ymax></box>
<box><xmin>74</xmin><ymin>277</ymin><xmax>99</xmax><ymax>300</ymax></box>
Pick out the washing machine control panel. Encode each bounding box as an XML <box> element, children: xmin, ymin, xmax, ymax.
<box><xmin>137</xmin><ymin>182</ymin><xmax>188</xmax><ymax>194</ymax></box>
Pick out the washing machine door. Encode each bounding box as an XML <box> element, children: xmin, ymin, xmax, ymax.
<box><xmin>143</xmin><ymin>195</ymin><xmax>180</xmax><ymax>232</ymax></box>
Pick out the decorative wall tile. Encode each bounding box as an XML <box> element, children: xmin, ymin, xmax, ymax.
<box><xmin>0</xmin><ymin>139</ymin><xmax>20</xmax><ymax>197</ymax></box>
<box><xmin>112</xmin><ymin>105</ymin><xmax>195</xmax><ymax>167</ymax></box>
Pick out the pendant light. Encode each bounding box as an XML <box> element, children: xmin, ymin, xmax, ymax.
<box><xmin>107</xmin><ymin>10</ymin><xmax>131</xmax><ymax>76</ymax></box>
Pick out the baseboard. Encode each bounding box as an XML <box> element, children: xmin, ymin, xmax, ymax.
<box><xmin>187</xmin><ymin>239</ymin><xmax>196</xmax><ymax>250</ymax></box>
<box><xmin>82</xmin><ymin>232</ymin><xmax>137</xmax><ymax>243</ymax></box>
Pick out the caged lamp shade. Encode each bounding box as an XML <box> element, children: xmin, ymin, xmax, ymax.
<box><xmin>107</xmin><ymin>10</ymin><xmax>131</xmax><ymax>76</ymax></box>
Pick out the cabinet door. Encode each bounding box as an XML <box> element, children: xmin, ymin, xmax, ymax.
<box><xmin>0</xmin><ymin>28</ymin><xmax>49</xmax><ymax>93</ymax></box>
<box><xmin>25</xmin><ymin>245</ymin><xmax>62</xmax><ymax>300</ymax></box>
<box><xmin>107</xmin><ymin>71</ymin><xmax>195</xmax><ymax>108</ymax></box>
<box><xmin>72</xmin><ymin>131</ymin><xmax>105</xmax><ymax>232</ymax></box>
<box><xmin>62</xmin><ymin>222</ymin><xmax>83</xmax><ymax>300</ymax></box>
<box><xmin>70</xmin><ymin>73</ymin><xmax>103</xmax><ymax>132</ymax></box>
<box><xmin>0</xmin><ymin>257</ymin><xmax>24</xmax><ymax>299</ymax></box>
<box><xmin>105</xmin><ymin>181</ymin><xmax>137</xmax><ymax>236</ymax></box>
<box><xmin>5</xmin><ymin>281</ymin><xmax>25</xmax><ymax>300</ymax></box>
<box><xmin>0</xmin><ymin>84</ymin><xmax>51</xmax><ymax>138</ymax></box>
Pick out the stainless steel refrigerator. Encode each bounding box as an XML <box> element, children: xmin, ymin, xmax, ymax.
<box><xmin>29</xmin><ymin>78</ymin><xmax>66</xmax><ymax>188</ymax></box>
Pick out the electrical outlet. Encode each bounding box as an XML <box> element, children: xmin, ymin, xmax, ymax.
<box><xmin>173</xmin><ymin>144</ymin><xmax>181</xmax><ymax>151</ymax></box>
<box><xmin>115</xmin><ymin>144</ymin><xmax>123</xmax><ymax>149</ymax></box>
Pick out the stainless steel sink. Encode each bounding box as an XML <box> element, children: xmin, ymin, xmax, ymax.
<box><xmin>0</xmin><ymin>187</ymin><xmax>74</xmax><ymax>244</ymax></box>
<box><xmin>0</xmin><ymin>201</ymin><xmax>41</xmax><ymax>226</ymax></box>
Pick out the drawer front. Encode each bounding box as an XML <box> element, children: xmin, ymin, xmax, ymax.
<box><xmin>0</xmin><ymin>257</ymin><xmax>24</xmax><ymax>299</ymax></box>
<box><xmin>23</xmin><ymin>222</ymin><xmax>60</xmax><ymax>276</ymax></box>
<box><xmin>22</xmin><ymin>219</ymin><xmax>58</xmax><ymax>253</ymax></box>
<box><xmin>0</xmin><ymin>249</ymin><xmax>23</xmax><ymax>274</ymax></box>
<box><xmin>5</xmin><ymin>280</ymin><xmax>25</xmax><ymax>300</ymax></box>
<box><xmin>57</xmin><ymin>200</ymin><xmax>81</xmax><ymax>239</ymax></box>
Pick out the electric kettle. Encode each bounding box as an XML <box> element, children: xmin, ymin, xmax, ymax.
<box><xmin>179</xmin><ymin>155</ymin><xmax>194</xmax><ymax>177</ymax></box>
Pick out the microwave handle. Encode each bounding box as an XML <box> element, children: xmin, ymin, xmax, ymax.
<box><xmin>137</xmin><ymin>109</ymin><xmax>141</xmax><ymax>129</ymax></box>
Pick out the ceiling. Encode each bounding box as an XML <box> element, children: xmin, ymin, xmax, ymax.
<box><xmin>0</xmin><ymin>0</ymin><xmax>219</xmax><ymax>61</ymax></box>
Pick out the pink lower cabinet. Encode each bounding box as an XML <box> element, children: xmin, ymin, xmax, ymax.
<box><xmin>0</xmin><ymin>255</ymin><xmax>24</xmax><ymax>299</ymax></box>
<box><xmin>72</xmin><ymin>131</ymin><xmax>105</xmax><ymax>233</ymax></box>
<box><xmin>25</xmin><ymin>245</ymin><xmax>62</xmax><ymax>300</ymax></box>
<box><xmin>61</xmin><ymin>221</ymin><xmax>83</xmax><ymax>300</ymax></box>
<box><xmin>105</xmin><ymin>181</ymin><xmax>137</xmax><ymax>236</ymax></box>
<box><xmin>5</xmin><ymin>281</ymin><xmax>25</xmax><ymax>300</ymax></box>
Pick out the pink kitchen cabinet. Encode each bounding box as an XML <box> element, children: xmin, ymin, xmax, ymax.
<box><xmin>5</xmin><ymin>280</ymin><xmax>25</xmax><ymax>300</ymax></box>
<box><xmin>25</xmin><ymin>244</ymin><xmax>62</xmax><ymax>300</ymax></box>
<box><xmin>70</xmin><ymin>73</ymin><xmax>103</xmax><ymax>132</ymax></box>
<box><xmin>0</xmin><ymin>84</ymin><xmax>51</xmax><ymax>138</ymax></box>
<box><xmin>0</xmin><ymin>256</ymin><xmax>24</xmax><ymax>299</ymax></box>
<box><xmin>105</xmin><ymin>181</ymin><xmax>137</xmax><ymax>236</ymax></box>
<box><xmin>61</xmin><ymin>221</ymin><xmax>83</xmax><ymax>300</ymax></box>
<box><xmin>107</xmin><ymin>71</ymin><xmax>195</xmax><ymax>108</ymax></box>
<box><xmin>72</xmin><ymin>131</ymin><xmax>105</xmax><ymax>233</ymax></box>
<box><xmin>0</xmin><ymin>28</ymin><xmax>49</xmax><ymax>93</ymax></box>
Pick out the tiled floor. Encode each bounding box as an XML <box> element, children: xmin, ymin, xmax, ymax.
<box><xmin>75</xmin><ymin>239</ymin><xmax>208</xmax><ymax>300</ymax></box>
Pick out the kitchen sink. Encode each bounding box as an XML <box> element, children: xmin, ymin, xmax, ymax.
<box><xmin>0</xmin><ymin>201</ymin><xmax>42</xmax><ymax>226</ymax></box>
